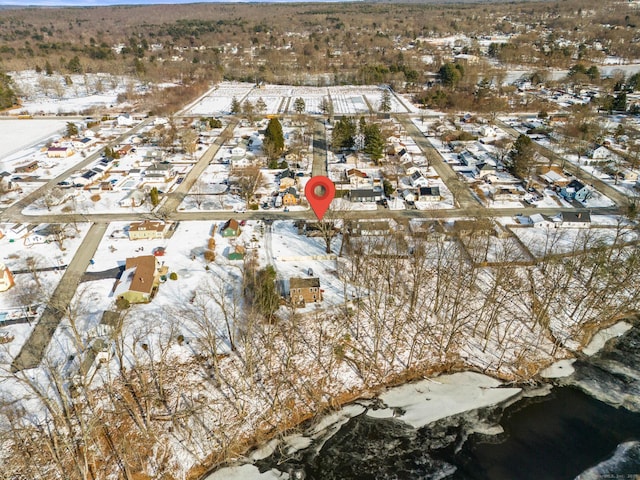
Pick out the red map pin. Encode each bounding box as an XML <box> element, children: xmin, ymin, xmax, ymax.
<box><xmin>305</xmin><ymin>176</ymin><xmax>335</xmax><ymax>221</ymax></box>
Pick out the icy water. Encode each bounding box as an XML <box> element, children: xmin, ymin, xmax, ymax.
<box><xmin>249</xmin><ymin>323</ymin><xmax>640</xmax><ymax>480</ymax></box>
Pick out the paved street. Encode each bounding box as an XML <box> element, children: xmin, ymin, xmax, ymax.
<box><xmin>396</xmin><ymin>115</ymin><xmax>482</xmax><ymax>209</ymax></box>
<box><xmin>11</xmin><ymin>222</ymin><xmax>107</xmax><ymax>372</ymax></box>
<box><xmin>312</xmin><ymin>118</ymin><xmax>328</xmax><ymax>177</ymax></box>
<box><xmin>3</xmin><ymin>112</ymin><xmax>630</xmax><ymax>372</ymax></box>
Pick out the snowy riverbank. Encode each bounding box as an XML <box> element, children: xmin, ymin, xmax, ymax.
<box><xmin>203</xmin><ymin>320</ymin><xmax>635</xmax><ymax>480</ymax></box>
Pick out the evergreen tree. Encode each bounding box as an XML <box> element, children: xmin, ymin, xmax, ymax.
<box><xmin>613</xmin><ymin>92</ymin><xmax>627</xmax><ymax>112</ymax></box>
<box><xmin>363</xmin><ymin>123</ymin><xmax>385</xmax><ymax>163</ymax></box>
<box><xmin>332</xmin><ymin>117</ymin><xmax>356</xmax><ymax>150</ymax></box>
<box><xmin>67</xmin><ymin>55</ymin><xmax>82</xmax><ymax>74</ymax></box>
<box><xmin>230</xmin><ymin>96</ymin><xmax>241</xmax><ymax>114</ymax></box>
<box><xmin>379</xmin><ymin>89</ymin><xmax>392</xmax><ymax>113</ymax></box>
<box><xmin>66</xmin><ymin>122</ymin><xmax>78</xmax><ymax>137</ymax></box>
<box><xmin>255</xmin><ymin>97</ymin><xmax>267</xmax><ymax>114</ymax></box>
<box><xmin>0</xmin><ymin>71</ymin><xmax>17</xmax><ymax>110</ymax></box>
<box><xmin>439</xmin><ymin>62</ymin><xmax>463</xmax><ymax>88</ymax></box>
<box><xmin>263</xmin><ymin>117</ymin><xmax>284</xmax><ymax>161</ymax></box>
<box><xmin>149</xmin><ymin>186</ymin><xmax>160</xmax><ymax>206</ymax></box>
<box><xmin>293</xmin><ymin>97</ymin><xmax>305</xmax><ymax>114</ymax></box>
<box><xmin>509</xmin><ymin>134</ymin><xmax>535</xmax><ymax>180</ymax></box>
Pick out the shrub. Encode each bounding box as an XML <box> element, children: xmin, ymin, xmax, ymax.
<box><xmin>169</xmin><ymin>272</ymin><xmax>178</xmax><ymax>280</ymax></box>
<box><xmin>115</xmin><ymin>297</ymin><xmax>130</xmax><ymax>310</ymax></box>
<box><xmin>90</xmin><ymin>194</ymin><xmax>101</xmax><ymax>202</ymax></box>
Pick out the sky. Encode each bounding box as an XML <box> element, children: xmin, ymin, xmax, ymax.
<box><xmin>0</xmin><ymin>0</ymin><xmax>331</xmax><ymax>5</ymax></box>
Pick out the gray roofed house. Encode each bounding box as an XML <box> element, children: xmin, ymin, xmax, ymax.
<box><xmin>350</xmin><ymin>188</ymin><xmax>382</xmax><ymax>202</ymax></box>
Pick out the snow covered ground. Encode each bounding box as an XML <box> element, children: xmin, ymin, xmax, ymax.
<box><xmin>8</xmin><ymin>71</ymin><xmax>140</xmax><ymax>115</ymax></box>
<box><xmin>184</xmin><ymin>82</ymin><xmax>418</xmax><ymax>116</ymax></box>
<box><xmin>0</xmin><ymin>119</ymin><xmax>67</xmax><ymax>161</ymax></box>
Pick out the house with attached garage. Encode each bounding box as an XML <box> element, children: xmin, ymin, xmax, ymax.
<box><xmin>113</xmin><ymin>255</ymin><xmax>160</xmax><ymax>304</ymax></box>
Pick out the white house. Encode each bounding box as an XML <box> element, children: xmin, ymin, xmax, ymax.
<box><xmin>117</xmin><ymin>113</ymin><xmax>134</xmax><ymax>127</ymax></box>
<box><xmin>559</xmin><ymin>211</ymin><xmax>591</xmax><ymax>228</ymax></box>
<box><xmin>589</xmin><ymin>146</ymin><xmax>611</xmax><ymax>160</ymax></box>
<box><xmin>119</xmin><ymin>190</ymin><xmax>146</xmax><ymax>208</ymax></box>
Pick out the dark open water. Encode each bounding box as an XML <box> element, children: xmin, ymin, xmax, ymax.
<box><xmin>254</xmin><ymin>323</ymin><xmax>640</xmax><ymax>480</ymax></box>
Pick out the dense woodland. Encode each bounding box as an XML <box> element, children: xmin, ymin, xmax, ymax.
<box><xmin>0</xmin><ymin>0</ymin><xmax>639</xmax><ymax>91</ymax></box>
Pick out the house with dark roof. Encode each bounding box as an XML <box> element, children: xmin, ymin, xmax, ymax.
<box><xmin>349</xmin><ymin>188</ymin><xmax>383</xmax><ymax>203</ymax></box>
<box><xmin>418</xmin><ymin>186</ymin><xmax>442</xmax><ymax>202</ymax></box>
<box><xmin>289</xmin><ymin>277</ymin><xmax>322</xmax><ymax>306</ymax></box>
<box><xmin>559</xmin><ymin>211</ymin><xmax>591</xmax><ymax>228</ymax></box>
<box><xmin>561</xmin><ymin>179</ymin><xmax>591</xmax><ymax>202</ymax></box>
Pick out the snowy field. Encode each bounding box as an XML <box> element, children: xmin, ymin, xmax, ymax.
<box><xmin>0</xmin><ymin>119</ymin><xmax>67</xmax><ymax>161</ymax></box>
<box><xmin>185</xmin><ymin>82</ymin><xmax>418</xmax><ymax>116</ymax></box>
<box><xmin>8</xmin><ymin>71</ymin><xmax>139</xmax><ymax>115</ymax></box>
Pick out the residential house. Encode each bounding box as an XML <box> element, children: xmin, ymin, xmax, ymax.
<box><xmin>279</xmin><ymin>176</ymin><xmax>296</xmax><ymax>191</ymax></box>
<box><xmin>559</xmin><ymin>211</ymin><xmax>591</xmax><ymax>228</ymax></box>
<box><xmin>74</xmin><ymin>170</ymin><xmax>98</xmax><ymax>187</ymax></box>
<box><xmin>289</xmin><ymin>277</ymin><xmax>322</xmax><ymax>306</ymax></box>
<box><xmin>345</xmin><ymin>169</ymin><xmax>373</xmax><ymax>189</ymax></box>
<box><xmin>409</xmin><ymin>170</ymin><xmax>429</xmax><ymax>188</ymax></box>
<box><xmin>14</xmin><ymin>161</ymin><xmax>39</xmax><ymax>174</ymax></box>
<box><xmin>0</xmin><ymin>263</ymin><xmax>15</xmax><ymax>292</ymax></box>
<box><xmin>561</xmin><ymin>179</ymin><xmax>591</xmax><ymax>202</ymax></box>
<box><xmin>117</xmin><ymin>113</ymin><xmax>134</xmax><ymax>127</ymax></box>
<box><xmin>227</xmin><ymin>245</ymin><xmax>246</xmax><ymax>260</ymax></box>
<box><xmin>589</xmin><ymin>145</ymin><xmax>611</xmax><ymax>160</ymax></box>
<box><xmin>540</xmin><ymin>168</ymin><xmax>570</xmax><ymax>187</ymax></box>
<box><xmin>492</xmin><ymin>186</ymin><xmax>525</xmax><ymax>202</ymax></box>
<box><xmin>221</xmin><ymin>219</ymin><xmax>241</xmax><ymax>237</ymax></box>
<box><xmin>72</xmin><ymin>137</ymin><xmax>94</xmax><ymax>150</ymax></box>
<box><xmin>114</xmin><ymin>255</ymin><xmax>160</xmax><ymax>304</ymax></box>
<box><xmin>348</xmin><ymin>220</ymin><xmax>391</xmax><ymax>236</ymax></box>
<box><xmin>417</xmin><ymin>186</ymin><xmax>442</xmax><ymax>202</ymax></box>
<box><xmin>350</xmin><ymin>188</ymin><xmax>383</xmax><ymax>203</ymax></box>
<box><xmin>47</xmin><ymin>146</ymin><xmax>74</xmax><ymax>158</ymax></box>
<box><xmin>620</xmin><ymin>169</ymin><xmax>639</xmax><ymax>182</ymax></box>
<box><xmin>119</xmin><ymin>189</ymin><xmax>146</xmax><ymax>207</ymax></box>
<box><xmin>282</xmin><ymin>187</ymin><xmax>299</xmax><ymax>206</ymax></box>
<box><xmin>529</xmin><ymin>213</ymin><xmax>556</xmax><ymax>228</ymax></box>
<box><xmin>144</xmin><ymin>162</ymin><xmax>175</xmax><ymax>182</ymax></box>
<box><xmin>117</xmin><ymin>144</ymin><xmax>134</xmax><ymax>157</ymax></box>
<box><xmin>128</xmin><ymin>220</ymin><xmax>169</xmax><ymax>240</ymax></box>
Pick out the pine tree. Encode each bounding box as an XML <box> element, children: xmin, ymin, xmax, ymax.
<box><xmin>149</xmin><ymin>187</ymin><xmax>160</xmax><ymax>206</ymax></box>
<box><xmin>363</xmin><ymin>123</ymin><xmax>385</xmax><ymax>163</ymax></box>
<box><xmin>263</xmin><ymin>117</ymin><xmax>284</xmax><ymax>161</ymax></box>
<box><xmin>230</xmin><ymin>96</ymin><xmax>241</xmax><ymax>115</ymax></box>
<box><xmin>332</xmin><ymin>117</ymin><xmax>356</xmax><ymax>150</ymax></box>
<box><xmin>66</xmin><ymin>122</ymin><xmax>78</xmax><ymax>137</ymax></box>
<box><xmin>379</xmin><ymin>89</ymin><xmax>392</xmax><ymax>113</ymax></box>
<box><xmin>0</xmin><ymin>71</ymin><xmax>17</xmax><ymax>110</ymax></box>
<box><xmin>509</xmin><ymin>134</ymin><xmax>534</xmax><ymax>180</ymax></box>
<box><xmin>293</xmin><ymin>97</ymin><xmax>305</xmax><ymax>114</ymax></box>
